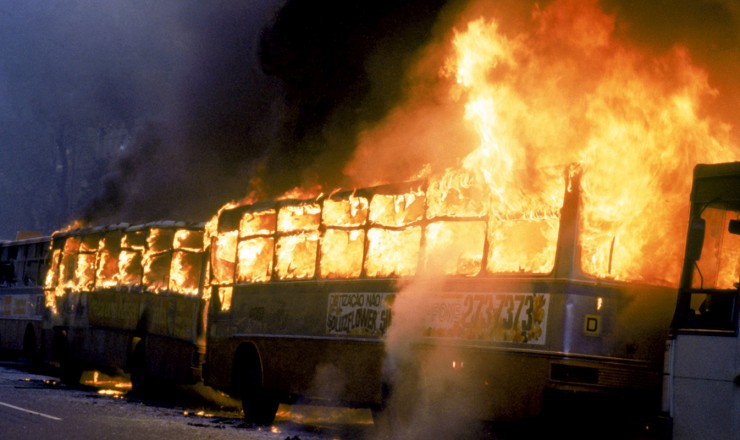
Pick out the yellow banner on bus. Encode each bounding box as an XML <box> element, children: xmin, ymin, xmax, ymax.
<box><xmin>326</xmin><ymin>292</ymin><xmax>393</xmax><ymax>337</ymax></box>
<box><xmin>424</xmin><ymin>293</ymin><xmax>549</xmax><ymax>344</ymax></box>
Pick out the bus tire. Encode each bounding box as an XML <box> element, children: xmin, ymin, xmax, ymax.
<box><xmin>129</xmin><ymin>341</ymin><xmax>151</xmax><ymax>395</ymax></box>
<box><xmin>235</xmin><ymin>346</ymin><xmax>278</xmax><ymax>426</ymax></box>
<box><xmin>58</xmin><ymin>342</ymin><xmax>82</xmax><ymax>386</ymax></box>
<box><xmin>242</xmin><ymin>385</ymin><xmax>279</xmax><ymax>426</ymax></box>
<box><xmin>22</xmin><ymin>325</ymin><xmax>38</xmax><ymax>368</ymax></box>
<box><xmin>370</xmin><ymin>380</ymin><xmax>391</xmax><ymax>425</ymax></box>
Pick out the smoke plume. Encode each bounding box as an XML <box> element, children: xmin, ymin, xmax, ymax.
<box><xmin>83</xmin><ymin>0</ymin><xmax>456</xmax><ymax>226</ymax></box>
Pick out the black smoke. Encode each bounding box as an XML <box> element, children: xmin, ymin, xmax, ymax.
<box><xmin>84</xmin><ymin>0</ymin><xmax>455</xmax><ymax>226</ymax></box>
<box><xmin>1</xmin><ymin>0</ymin><xmax>736</xmax><ymax>237</ymax></box>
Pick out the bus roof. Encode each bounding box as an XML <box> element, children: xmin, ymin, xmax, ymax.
<box><xmin>691</xmin><ymin>162</ymin><xmax>740</xmax><ymax>205</ymax></box>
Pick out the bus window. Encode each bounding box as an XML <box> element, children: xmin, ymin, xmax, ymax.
<box><xmin>240</xmin><ymin>209</ymin><xmax>276</xmax><ymax>237</ymax></box>
<box><xmin>679</xmin><ymin>207</ymin><xmax>740</xmax><ymax>331</ymax></box>
<box><xmin>322</xmin><ymin>196</ymin><xmax>368</xmax><ymax>226</ymax></box>
<box><xmin>274</xmin><ymin>203</ymin><xmax>320</xmax><ymax>280</ymax></box>
<box><xmin>426</xmin><ymin>171</ymin><xmax>488</xmax><ymax>218</ymax></box>
<box><xmin>24</xmin><ymin>260</ymin><xmax>41</xmax><ymax>286</ymax></box>
<box><xmin>365</xmin><ymin>227</ymin><xmax>421</xmax><ymax>277</ymax></box>
<box><xmin>237</xmin><ymin>237</ymin><xmax>274</xmax><ymax>282</ymax></box>
<box><xmin>170</xmin><ymin>250</ymin><xmax>202</xmax><ymax>295</ymax></box>
<box><xmin>59</xmin><ymin>237</ymin><xmax>81</xmax><ymax>290</ymax></box>
<box><xmin>365</xmin><ymin>190</ymin><xmax>424</xmax><ymax>277</ymax></box>
<box><xmin>148</xmin><ymin>228</ymin><xmax>175</xmax><ymax>254</ymax></box>
<box><xmin>169</xmin><ymin>229</ymin><xmax>204</xmax><ymax>295</ymax></box>
<box><xmin>45</xmin><ymin>248</ymin><xmax>62</xmax><ymax>288</ymax></box>
<box><xmin>73</xmin><ymin>233</ymin><xmax>100</xmax><ymax>292</ymax></box>
<box><xmin>369</xmin><ymin>191</ymin><xmax>425</xmax><ymax>227</ymax></box>
<box><xmin>123</xmin><ymin>229</ymin><xmax>147</xmax><ymax>250</ymax></box>
<box><xmin>320</xmin><ymin>196</ymin><xmax>368</xmax><ymax>279</ymax></box>
<box><xmin>174</xmin><ymin>229</ymin><xmax>204</xmax><ymax>252</ymax></box>
<box><xmin>213</xmin><ymin>230</ymin><xmax>237</xmax><ymax>285</ymax></box>
<box><xmin>488</xmin><ymin>214</ymin><xmax>559</xmax><ymax>274</ymax></box>
<box><xmin>278</xmin><ymin>203</ymin><xmax>320</xmax><ymax>232</ymax></box>
<box><xmin>0</xmin><ymin>261</ymin><xmax>13</xmax><ymax>285</ymax></box>
<box><xmin>119</xmin><ymin>249</ymin><xmax>143</xmax><ymax>287</ymax></box>
<box><xmin>275</xmin><ymin>232</ymin><xmax>318</xmax><ymax>280</ymax></box>
<box><xmin>75</xmin><ymin>252</ymin><xmax>96</xmax><ymax>292</ymax></box>
<box><xmin>144</xmin><ymin>251</ymin><xmax>172</xmax><ymax>292</ymax></box>
<box><xmin>693</xmin><ymin>208</ymin><xmax>740</xmax><ymax>290</ymax></box>
<box><xmin>218</xmin><ymin>286</ymin><xmax>233</xmax><ymax>312</ymax></box>
<box><xmin>96</xmin><ymin>231</ymin><xmax>123</xmax><ymax>288</ymax></box>
<box><xmin>424</xmin><ymin>220</ymin><xmax>485</xmax><ymax>276</ymax></box>
<box><xmin>320</xmin><ymin>229</ymin><xmax>365</xmax><ymax>279</ymax></box>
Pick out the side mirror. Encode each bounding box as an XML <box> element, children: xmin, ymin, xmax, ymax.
<box><xmin>729</xmin><ymin>219</ymin><xmax>740</xmax><ymax>235</ymax></box>
<box><xmin>685</xmin><ymin>217</ymin><xmax>705</xmax><ymax>261</ymax></box>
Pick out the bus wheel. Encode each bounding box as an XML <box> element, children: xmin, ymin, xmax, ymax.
<box><xmin>58</xmin><ymin>343</ymin><xmax>82</xmax><ymax>386</ymax></box>
<box><xmin>236</xmin><ymin>349</ymin><xmax>278</xmax><ymax>426</ymax></box>
<box><xmin>242</xmin><ymin>384</ymin><xmax>279</xmax><ymax>426</ymax></box>
<box><xmin>129</xmin><ymin>342</ymin><xmax>150</xmax><ymax>395</ymax></box>
<box><xmin>22</xmin><ymin>325</ymin><xmax>37</xmax><ymax>368</ymax></box>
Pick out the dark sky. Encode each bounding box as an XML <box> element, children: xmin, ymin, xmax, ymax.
<box><xmin>0</xmin><ymin>0</ymin><xmax>738</xmax><ymax>239</ymax></box>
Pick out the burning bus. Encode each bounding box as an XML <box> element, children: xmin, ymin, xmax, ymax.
<box><xmin>42</xmin><ymin>221</ymin><xmax>206</xmax><ymax>390</ymax></box>
<box><xmin>202</xmin><ymin>163</ymin><xmax>677</xmax><ymax>425</ymax></box>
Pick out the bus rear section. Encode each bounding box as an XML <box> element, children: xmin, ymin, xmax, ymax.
<box><xmin>0</xmin><ymin>234</ymin><xmax>49</xmax><ymax>365</ymax></box>
<box><xmin>204</xmin><ymin>164</ymin><xmax>677</xmax><ymax>425</ymax></box>
<box><xmin>43</xmin><ymin>221</ymin><xmax>207</xmax><ymax>390</ymax></box>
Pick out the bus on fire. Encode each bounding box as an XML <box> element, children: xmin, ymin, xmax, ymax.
<box><xmin>203</xmin><ymin>163</ymin><xmax>676</xmax><ymax>425</ymax></box>
<box><xmin>42</xmin><ymin>221</ymin><xmax>207</xmax><ymax>390</ymax></box>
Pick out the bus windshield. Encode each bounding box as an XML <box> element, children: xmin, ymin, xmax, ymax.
<box><xmin>681</xmin><ymin>203</ymin><xmax>740</xmax><ymax>331</ymax></box>
<box><xmin>693</xmin><ymin>206</ymin><xmax>740</xmax><ymax>290</ymax></box>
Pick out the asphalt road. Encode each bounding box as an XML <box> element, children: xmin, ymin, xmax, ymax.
<box><xmin>0</xmin><ymin>361</ymin><xmax>663</xmax><ymax>440</ymax></box>
<box><xmin>0</xmin><ymin>361</ymin><xmax>375</xmax><ymax>440</ymax></box>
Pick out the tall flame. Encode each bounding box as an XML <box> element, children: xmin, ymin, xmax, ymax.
<box><xmin>345</xmin><ymin>0</ymin><xmax>738</xmax><ymax>285</ymax></box>
<box><xmin>206</xmin><ymin>0</ymin><xmax>738</xmax><ymax>305</ymax></box>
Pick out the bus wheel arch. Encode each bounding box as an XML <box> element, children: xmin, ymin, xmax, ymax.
<box><xmin>233</xmin><ymin>343</ymin><xmax>279</xmax><ymax>426</ymax></box>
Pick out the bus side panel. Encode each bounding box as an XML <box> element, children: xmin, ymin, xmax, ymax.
<box><xmin>671</xmin><ymin>334</ymin><xmax>738</xmax><ymax>440</ymax></box>
<box><xmin>0</xmin><ymin>319</ymin><xmax>40</xmax><ymax>352</ymax></box>
<box><xmin>77</xmin><ymin>327</ymin><xmax>131</xmax><ymax>374</ymax></box>
<box><xmin>544</xmin><ymin>282</ymin><xmax>675</xmax><ymax>419</ymax></box>
<box><xmin>206</xmin><ymin>280</ymin><xmax>394</xmax><ymax>400</ymax></box>
<box><xmin>145</xmin><ymin>334</ymin><xmax>202</xmax><ymax>383</ymax></box>
<box><xmin>255</xmin><ymin>337</ymin><xmax>385</xmax><ymax>405</ymax></box>
<box><xmin>211</xmin><ymin>278</ymin><xmax>676</xmax><ymax>421</ymax></box>
<box><xmin>142</xmin><ymin>295</ymin><xmax>205</xmax><ymax>383</ymax></box>
<box><xmin>0</xmin><ymin>289</ymin><xmax>45</xmax><ymax>356</ymax></box>
<box><xmin>55</xmin><ymin>290</ymin><xmax>204</xmax><ymax>382</ymax></box>
<box><xmin>203</xmin><ymin>335</ymin><xmax>239</xmax><ymax>392</ymax></box>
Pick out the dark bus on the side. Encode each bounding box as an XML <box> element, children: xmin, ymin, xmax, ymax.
<box><xmin>0</xmin><ymin>234</ymin><xmax>49</xmax><ymax>364</ymax></box>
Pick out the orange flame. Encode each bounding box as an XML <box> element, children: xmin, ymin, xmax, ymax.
<box><xmin>45</xmin><ymin>224</ymin><xmax>204</xmax><ymax>305</ymax></box>
<box><xmin>344</xmin><ymin>0</ymin><xmax>738</xmax><ymax>285</ymax></box>
<box><xmin>208</xmin><ymin>0</ymin><xmax>738</xmax><ymax>295</ymax></box>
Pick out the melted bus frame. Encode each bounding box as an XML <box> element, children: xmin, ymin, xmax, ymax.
<box><xmin>42</xmin><ymin>221</ymin><xmax>207</xmax><ymax>391</ymax></box>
